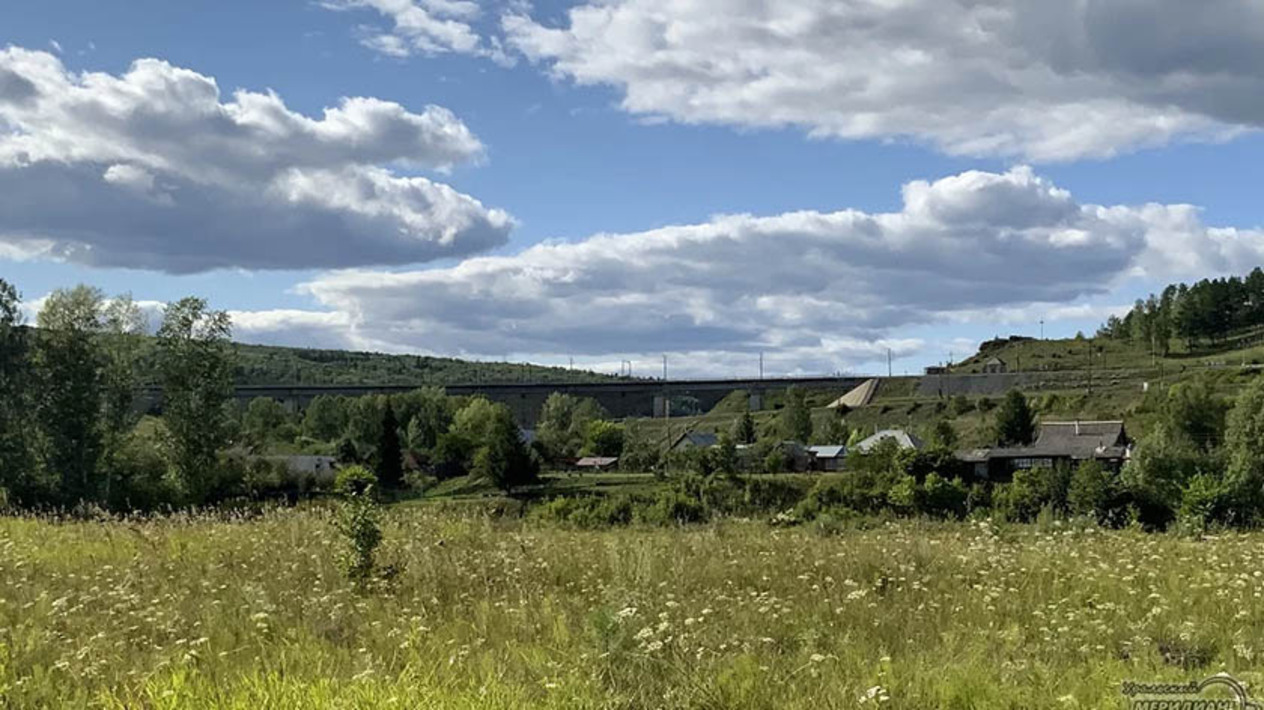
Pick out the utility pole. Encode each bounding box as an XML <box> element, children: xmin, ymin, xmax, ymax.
<box><xmin>1040</xmin><ymin>319</ymin><xmax>1044</xmax><ymax>340</ymax></box>
<box><xmin>887</xmin><ymin>348</ymin><xmax>892</xmax><ymax>378</ymax></box>
<box><xmin>1086</xmin><ymin>340</ymin><xmax>1093</xmax><ymax>396</ymax></box>
<box><xmin>759</xmin><ymin>352</ymin><xmax>764</xmax><ymax>380</ymax></box>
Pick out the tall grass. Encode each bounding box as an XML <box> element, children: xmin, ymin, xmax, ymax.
<box><xmin>2</xmin><ymin>507</ymin><xmax>1263</xmax><ymax>707</ymax></box>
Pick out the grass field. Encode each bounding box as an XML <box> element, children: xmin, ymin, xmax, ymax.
<box><xmin>4</xmin><ymin>504</ymin><xmax>1264</xmax><ymax>708</ymax></box>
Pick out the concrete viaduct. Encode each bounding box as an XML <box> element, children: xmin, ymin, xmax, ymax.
<box><xmin>141</xmin><ymin>376</ymin><xmax>869</xmax><ymax>426</ymax></box>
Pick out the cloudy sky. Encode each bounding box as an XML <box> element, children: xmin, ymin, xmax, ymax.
<box><xmin>4</xmin><ymin>1</ymin><xmax>1264</xmax><ymax>378</ymax></box>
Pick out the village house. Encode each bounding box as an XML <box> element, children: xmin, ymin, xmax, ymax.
<box><xmin>959</xmin><ymin>420</ymin><xmax>1131</xmax><ymax>480</ymax></box>
<box><xmin>807</xmin><ymin>445</ymin><xmax>847</xmax><ymax>472</ymax></box>
<box><xmin>854</xmin><ymin>429</ymin><xmax>924</xmax><ymax>453</ymax></box>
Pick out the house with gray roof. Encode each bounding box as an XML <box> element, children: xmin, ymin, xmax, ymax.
<box><xmin>670</xmin><ymin>430</ymin><xmax>719</xmax><ymax>451</ymax></box>
<box><xmin>960</xmin><ymin>420</ymin><xmax>1131</xmax><ymax>480</ymax></box>
<box><xmin>854</xmin><ymin>429</ymin><xmax>924</xmax><ymax>453</ymax></box>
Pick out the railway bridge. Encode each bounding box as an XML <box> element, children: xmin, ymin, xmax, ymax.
<box><xmin>140</xmin><ymin>376</ymin><xmax>869</xmax><ymax>425</ymax></box>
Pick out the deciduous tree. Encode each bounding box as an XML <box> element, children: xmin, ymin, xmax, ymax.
<box><xmin>35</xmin><ymin>285</ymin><xmax>106</xmax><ymax>504</ymax></box>
<box><xmin>157</xmin><ymin>297</ymin><xmax>234</xmax><ymax>503</ymax></box>
<box><xmin>780</xmin><ymin>387</ymin><xmax>812</xmax><ymax>443</ymax></box>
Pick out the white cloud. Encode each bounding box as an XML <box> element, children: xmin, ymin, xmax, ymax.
<box><xmin>323</xmin><ymin>0</ymin><xmax>513</xmax><ymax>65</ymax></box>
<box><xmin>503</xmin><ymin>0</ymin><xmax>1264</xmax><ymax>160</ymax></box>
<box><xmin>227</xmin><ymin>167</ymin><xmax>1264</xmax><ymax>373</ymax></box>
<box><xmin>0</xmin><ymin>47</ymin><xmax>513</xmax><ymax>272</ymax></box>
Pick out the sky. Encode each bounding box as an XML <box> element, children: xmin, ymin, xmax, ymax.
<box><xmin>3</xmin><ymin>0</ymin><xmax>1264</xmax><ymax>378</ymax></box>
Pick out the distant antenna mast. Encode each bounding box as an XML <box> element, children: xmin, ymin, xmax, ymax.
<box><xmin>887</xmin><ymin>348</ymin><xmax>893</xmax><ymax>378</ymax></box>
<box><xmin>759</xmin><ymin>352</ymin><xmax>764</xmax><ymax>380</ymax></box>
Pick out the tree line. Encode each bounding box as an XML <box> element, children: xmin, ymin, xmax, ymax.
<box><xmin>0</xmin><ymin>280</ymin><xmax>543</xmax><ymax>511</ymax></box>
<box><xmin>0</xmin><ymin>280</ymin><xmax>236</xmax><ymax>509</ymax></box>
<box><xmin>1097</xmin><ymin>267</ymin><xmax>1264</xmax><ymax>352</ymax></box>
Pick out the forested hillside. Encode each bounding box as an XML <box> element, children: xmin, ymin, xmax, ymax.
<box><xmin>1098</xmin><ymin>266</ymin><xmax>1264</xmax><ymax>351</ymax></box>
<box><xmin>230</xmin><ymin>343</ymin><xmax>619</xmax><ymax>386</ymax></box>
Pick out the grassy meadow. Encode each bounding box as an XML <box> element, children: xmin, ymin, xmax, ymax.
<box><xmin>3</xmin><ymin>504</ymin><xmax>1264</xmax><ymax>708</ymax></box>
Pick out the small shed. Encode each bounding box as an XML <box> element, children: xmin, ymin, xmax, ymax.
<box><xmin>982</xmin><ymin>357</ymin><xmax>1008</xmax><ymax>374</ymax></box>
<box><xmin>808</xmin><ymin>445</ymin><xmax>847</xmax><ymax>472</ymax></box>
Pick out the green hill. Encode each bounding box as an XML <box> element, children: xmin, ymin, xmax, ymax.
<box><xmin>108</xmin><ymin>334</ymin><xmax>621</xmax><ymax>387</ymax></box>
<box><xmin>631</xmin><ymin>331</ymin><xmax>1264</xmax><ymax>452</ymax></box>
<box><xmin>230</xmin><ymin>343</ymin><xmax>622</xmax><ymax>386</ymax></box>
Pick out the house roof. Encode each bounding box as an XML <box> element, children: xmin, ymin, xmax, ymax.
<box><xmin>970</xmin><ymin>421</ymin><xmax>1130</xmax><ymax>461</ymax></box>
<box><xmin>808</xmin><ymin>445</ymin><xmax>846</xmax><ymax>459</ymax></box>
<box><xmin>855</xmin><ymin>429</ymin><xmax>924</xmax><ymax>452</ymax></box>
<box><xmin>576</xmin><ymin>456</ymin><xmax>619</xmax><ymax>467</ymax></box>
<box><xmin>986</xmin><ymin>356</ymin><xmax>1006</xmax><ymax>365</ymax></box>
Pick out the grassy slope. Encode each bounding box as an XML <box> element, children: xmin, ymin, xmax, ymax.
<box><xmin>5</xmin><ymin>506</ymin><xmax>1264</xmax><ymax>708</ymax></box>
<box><xmin>627</xmin><ymin>335</ymin><xmax>1264</xmax><ymax>449</ymax></box>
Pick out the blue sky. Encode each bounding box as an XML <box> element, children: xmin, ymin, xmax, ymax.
<box><xmin>3</xmin><ymin>1</ymin><xmax>1264</xmax><ymax>377</ymax></box>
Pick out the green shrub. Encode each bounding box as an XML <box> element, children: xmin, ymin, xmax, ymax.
<box><xmin>1067</xmin><ymin>460</ymin><xmax>1117</xmax><ymax>524</ymax></box>
<box><xmin>920</xmin><ymin>473</ymin><xmax>968</xmax><ymax>519</ymax></box>
<box><xmin>995</xmin><ymin>464</ymin><xmax>1071</xmax><ymax>522</ymax></box>
<box><xmin>333</xmin><ymin>465</ymin><xmax>382</xmax><ymax>589</ymax></box>
<box><xmin>638</xmin><ymin>489</ymin><xmax>708</xmax><ymax>526</ymax></box>
<box><xmin>966</xmin><ymin>482</ymin><xmax>992</xmax><ymax>515</ymax></box>
<box><xmin>950</xmin><ymin>395</ymin><xmax>974</xmax><ymax>417</ymax></box>
<box><xmin>794</xmin><ymin>472</ymin><xmax>896</xmax><ymax>520</ymax></box>
<box><xmin>886</xmin><ymin>474</ymin><xmax>918</xmax><ymax>515</ymax></box>
<box><xmin>335</xmin><ymin>464</ymin><xmax>378</xmax><ymax>497</ymax></box>
<box><xmin>531</xmin><ymin>495</ymin><xmax>635</xmax><ymax>529</ymax></box>
<box><xmin>1178</xmin><ymin>474</ymin><xmax>1230</xmax><ymax>532</ymax></box>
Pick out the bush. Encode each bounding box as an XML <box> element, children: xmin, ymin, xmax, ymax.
<box><xmin>1067</xmin><ymin>460</ymin><xmax>1116</xmax><ymax>524</ymax></box>
<box><xmin>886</xmin><ymin>474</ymin><xmax>918</xmax><ymax>515</ymax></box>
<box><xmin>333</xmin><ymin>465</ymin><xmax>382</xmax><ymax>589</ymax></box>
<box><xmin>638</xmin><ymin>489</ymin><xmax>708</xmax><ymax>526</ymax></box>
<box><xmin>950</xmin><ymin>395</ymin><xmax>974</xmax><ymax>417</ymax></box>
<box><xmin>1122</xmin><ymin>434</ymin><xmax>1215</xmax><ymax>530</ymax></box>
<box><xmin>920</xmin><ymin>473</ymin><xmax>968</xmax><ymax>519</ymax></box>
<box><xmin>531</xmin><ymin>495</ymin><xmax>635</xmax><ymax>529</ymax></box>
<box><xmin>1178</xmin><ymin>474</ymin><xmax>1232</xmax><ymax>532</ymax></box>
<box><xmin>995</xmin><ymin>464</ymin><xmax>1071</xmax><ymax>522</ymax></box>
<box><xmin>335</xmin><ymin>465</ymin><xmax>378</xmax><ymax>497</ymax></box>
<box><xmin>106</xmin><ymin>429</ymin><xmax>179</xmax><ymax>511</ymax></box>
<box><xmin>966</xmin><ymin>482</ymin><xmax>992</xmax><ymax>515</ymax></box>
<box><xmin>794</xmin><ymin>472</ymin><xmax>896</xmax><ymax>520</ymax></box>
<box><xmin>763</xmin><ymin>449</ymin><xmax>787</xmax><ymax>474</ymax></box>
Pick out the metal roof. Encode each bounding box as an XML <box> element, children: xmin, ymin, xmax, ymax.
<box><xmin>808</xmin><ymin>445</ymin><xmax>847</xmax><ymax>459</ymax></box>
<box><xmin>855</xmin><ymin>429</ymin><xmax>924</xmax><ymax>452</ymax></box>
<box><xmin>575</xmin><ymin>456</ymin><xmax>619</xmax><ymax>467</ymax></box>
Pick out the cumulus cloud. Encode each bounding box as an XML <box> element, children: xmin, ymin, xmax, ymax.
<box><xmin>227</xmin><ymin>167</ymin><xmax>1264</xmax><ymax>374</ymax></box>
<box><xmin>0</xmin><ymin>47</ymin><xmax>513</xmax><ymax>272</ymax></box>
<box><xmin>503</xmin><ymin>0</ymin><xmax>1264</xmax><ymax>160</ymax></box>
<box><xmin>322</xmin><ymin>0</ymin><xmax>513</xmax><ymax>64</ymax></box>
